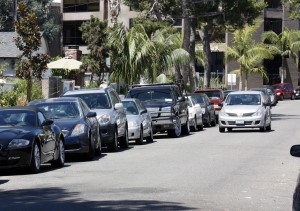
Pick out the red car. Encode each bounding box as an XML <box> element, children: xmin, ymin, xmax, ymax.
<box><xmin>193</xmin><ymin>88</ymin><xmax>225</xmax><ymax>120</ymax></box>
<box><xmin>272</xmin><ymin>83</ymin><xmax>295</xmax><ymax>101</ymax></box>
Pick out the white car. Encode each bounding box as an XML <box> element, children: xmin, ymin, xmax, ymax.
<box><xmin>187</xmin><ymin>96</ymin><xmax>204</xmax><ymax>131</ymax></box>
<box><xmin>218</xmin><ymin>91</ymin><xmax>272</xmax><ymax>132</ymax></box>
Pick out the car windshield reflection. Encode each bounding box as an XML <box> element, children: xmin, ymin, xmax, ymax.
<box><xmin>0</xmin><ymin>110</ymin><xmax>36</xmax><ymax>127</ymax></box>
<box><xmin>226</xmin><ymin>94</ymin><xmax>261</xmax><ymax>105</ymax></box>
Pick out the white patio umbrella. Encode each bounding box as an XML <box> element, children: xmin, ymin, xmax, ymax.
<box><xmin>47</xmin><ymin>57</ymin><xmax>82</xmax><ymax>70</ymax></box>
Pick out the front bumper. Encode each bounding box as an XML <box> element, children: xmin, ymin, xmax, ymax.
<box><xmin>219</xmin><ymin>115</ymin><xmax>265</xmax><ymax>128</ymax></box>
<box><xmin>99</xmin><ymin>123</ymin><xmax>115</xmax><ymax>144</ymax></box>
<box><xmin>151</xmin><ymin>117</ymin><xmax>177</xmax><ymax>132</ymax></box>
<box><xmin>128</xmin><ymin>126</ymin><xmax>140</xmax><ymax>140</ymax></box>
<box><xmin>0</xmin><ymin>147</ymin><xmax>32</xmax><ymax>169</ymax></box>
<box><xmin>64</xmin><ymin>133</ymin><xmax>90</xmax><ymax>154</ymax></box>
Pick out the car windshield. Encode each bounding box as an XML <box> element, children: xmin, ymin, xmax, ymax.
<box><xmin>191</xmin><ymin>95</ymin><xmax>205</xmax><ymax>104</ymax></box>
<box><xmin>122</xmin><ymin>101</ymin><xmax>138</xmax><ymax>115</ymax></box>
<box><xmin>35</xmin><ymin>102</ymin><xmax>81</xmax><ymax>119</ymax></box>
<box><xmin>66</xmin><ymin>93</ymin><xmax>111</xmax><ymax>109</ymax></box>
<box><xmin>0</xmin><ymin>110</ymin><xmax>36</xmax><ymax>127</ymax></box>
<box><xmin>199</xmin><ymin>91</ymin><xmax>221</xmax><ymax>99</ymax></box>
<box><xmin>130</xmin><ymin>89</ymin><xmax>173</xmax><ymax>103</ymax></box>
<box><xmin>226</xmin><ymin>94</ymin><xmax>261</xmax><ymax>105</ymax></box>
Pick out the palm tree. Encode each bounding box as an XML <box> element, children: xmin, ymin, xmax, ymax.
<box><xmin>225</xmin><ymin>19</ymin><xmax>277</xmax><ymax>90</ymax></box>
<box><xmin>262</xmin><ymin>28</ymin><xmax>300</xmax><ymax>83</ymax></box>
<box><xmin>107</xmin><ymin>23</ymin><xmax>190</xmax><ymax>88</ymax></box>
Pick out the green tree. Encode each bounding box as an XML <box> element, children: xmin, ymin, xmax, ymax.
<box><xmin>14</xmin><ymin>1</ymin><xmax>50</xmax><ymax>103</ymax></box>
<box><xmin>79</xmin><ymin>15</ymin><xmax>109</xmax><ymax>86</ymax></box>
<box><xmin>286</xmin><ymin>0</ymin><xmax>300</xmax><ymax>20</ymax></box>
<box><xmin>263</xmin><ymin>28</ymin><xmax>300</xmax><ymax>83</ymax></box>
<box><xmin>0</xmin><ymin>0</ymin><xmax>14</xmax><ymax>31</ymax></box>
<box><xmin>225</xmin><ymin>20</ymin><xmax>277</xmax><ymax>91</ymax></box>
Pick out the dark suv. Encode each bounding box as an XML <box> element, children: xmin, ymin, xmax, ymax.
<box><xmin>127</xmin><ymin>83</ymin><xmax>189</xmax><ymax>138</ymax></box>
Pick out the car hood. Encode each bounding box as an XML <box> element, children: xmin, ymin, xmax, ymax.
<box><xmin>53</xmin><ymin>118</ymin><xmax>83</xmax><ymax>131</ymax></box>
<box><xmin>223</xmin><ymin>105</ymin><xmax>261</xmax><ymax>113</ymax></box>
<box><xmin>126</xmin><ymin>115</ymin><xmax>141</xmax><ymax>123</ymax></box>
<box><xmin>0</xmin><ymin>127</ymin><xmax>32</xmax><ymax>146</ymax></box>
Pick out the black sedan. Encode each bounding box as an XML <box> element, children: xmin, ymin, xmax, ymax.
<box><xmin>29</xmin><ymin>97</ymin><xmax>101</xmax><ymax>160</ymax></box>
<box><xmin>0</xmin><ymin>106</ymin><xmax>65</xmax><ymax>173</ymax></box>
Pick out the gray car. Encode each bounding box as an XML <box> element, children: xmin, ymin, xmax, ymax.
<box><xmin>63</xmin><ymin>88</ymin><xmax>128</xmax><ymax>152</ymax></box>
<box><xmin>218</xmin><ymin>91</ymin><xmax>272</xmax><ymax>132</ymax></box>
<box><xmin>122</xmin><ymin>98</ymin><xmax>154</xmax><ymax>144</ymax></box>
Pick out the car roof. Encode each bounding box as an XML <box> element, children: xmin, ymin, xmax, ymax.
<box><xmin>29</xmin><ymin>97</ymin><xmax>80</xmax><ymax>105</ymax></box>
<box><xmin>64</xmin><ymin>88</ymin><xmax>108</xmax><ymax>95</ymax></box>
<box><xmin>194</xmin><ymin>88</ymin><xmax>223</xmax><ymax>92</ymax></box>
<box><xmin>0</xmin><ymin>106</ymin><xmax>40</xmax><ymax>112</ymax></box>
<box><xmin>227</xmin><ymin>91</ymin><xmax>263</xmax><ymax>95</ymax></box>
<box><xmin>129</xmin><ymin>84</ymin><xmax>176</xmax><ymax>90</ymax></box>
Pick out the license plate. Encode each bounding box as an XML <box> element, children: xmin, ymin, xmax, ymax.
<box><xmin>236</xmin><ymin>120</ymin><xmax>244</xmax><ymax>125</ymax></box>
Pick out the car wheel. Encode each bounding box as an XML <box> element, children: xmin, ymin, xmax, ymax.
<box><xmin>182</xmin><ymin>117</ymin><xmax>190</xmax><ymax>135</ymax></box>
<box><xmin>146</xmin><ymin>126</ymin><xmax>154</xmax><ymax>143</ymax></box>
<box><xmin>210</xmin><ymin>115</ymin><xmax>216</xmax><ymax>127</ymax></box>
<box><xmin>197</xmin><ymin>122</ymin><xmax>204</xmax><ymax>131</ymax></box>
<box><xmin>107</xmin><ymin>128</ymin><xmax>118</xmax><ymax>152</ymax></box>
<box><xmin>280</xmin><ymin>94</ymin><xmax>284</xmax><ymax>101</ymax></box>
<box><xmin>85</xmin><ymin>132</ymin><xmax>95</xmax><ymax>161</ymax></box>
<box><xmin>30</xmin><ymin>141</ymin><xmax>41</xmax><ymax>174</ymax></box>
<box><xmin>167</xmin><ymin>116</ymin><xmax>181</xmax><ymax>138</ymax></box>
<box><xmin>51</xmin><ymin>138</ymin><xmax>65</xmax><ymax>168</ymax></box>
<box><xmin>266</xmin><ymin>122</ymin><xmax>272</xmax><ymax>131</ymax></box>
<box><xmin>227</xmin><ymin>128</ymin><xmax>232</xmax><ymax>132</ymax></box>
<box><xmin>190</xmin><ymin>116</ymin><xmax>197</xmax><ymax>132</ymax></box>
<box><xmin>292</xmin><ymin>94</ymin><xmax>295</xmax><ymax>100</ymax></box>
<box><xmin>260</xmin><ymin>122</ymin><xmax>266</xmax><ymax>132</ymax></box>
<box><xmin>219</xmin><ymin>127</ymin><xmax>225</xmax><ymax>133</ymax></box>
<box><xmin>205</xmin><ymin>115</ymin><xmax>211</xmax><ymax>127</ymax></box>
<box><xmin>95</xmin><ymin>131</ymin><xmax>102</xmax><ymax>156</ymax></box>
<box><xmin>119</xmin><ymin>126</ymin><xmax>129</xmax><ymax>148</ymax></box>
<box><xmin>136</xmin><ymin>126</ymin><xmax>143</xmax><ymax>145</ymax></box>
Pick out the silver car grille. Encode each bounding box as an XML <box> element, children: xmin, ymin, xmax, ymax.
<box><xmin>227</xmin><ymin>112</ymin><xmax>254</xmax><ymax>117</ymax></box>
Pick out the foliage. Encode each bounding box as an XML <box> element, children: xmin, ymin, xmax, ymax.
<box><xmin>79</xmin><ymin>16</ymin><xmax>109</xmax><ymax>86</ymax></box>
<box><xmin>286</xmin><ymin>0</ymin><xmax>300</xmax><ymax>20</ymax></box>
<box><xmin>14</xmin><ymin>1</ymin><xmax>50</xmax><ymax>102</ymax></box>
<box><xmin>0</xmin><ymin>79</ymin><xmax>44</xmax><ymax>107</ymax></box>
<box><xmin>0</xmin><ymin>0</ymin><xmax>14</xmax><ymax>31</ymax></box>
<box><xmin>225</xmin><ymin>19</ymin><xmax>277</xmax><ymax>90</ymax></box>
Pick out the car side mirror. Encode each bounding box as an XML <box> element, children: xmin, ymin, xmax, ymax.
<box><xmin>87</xmin><ymin>111</ymin><xmax>97</xmax><ymax>118</ymax></box>
<box><xmin>218</xmin><ymin>102</ymin><xmax>223</xmax><ymax>107</ymax></box>
<box><xmin>177</xmin><ymin>97</ymin><xmax>185</xmax><ymax>102</ymax></box>
<box><xmin>291</xmin><ymin>145</ymin><xmax>300</xmax><ymax>157</ymax></box>
<box><xmin>41</xmin><ymin>119</ymin><xmax>53</xmax><ymax>127</ymax></box>
<box><xmin>115</xmin><ymin>103</ymin><xmax>124</xmax><ymax>110</ymax></box>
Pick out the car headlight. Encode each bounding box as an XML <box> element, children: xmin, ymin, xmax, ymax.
<box><xmin>219</xmin><ymin>109</ymin><xmax>228</xmax><ymax>117</ymax></box>
<box><xmin>128</xmin><ymin>120</ymin><xmax>138</xmax><ymax>128</ymax></box>
<box><xmin>252</xmin><ymin>108</ymin><xmax>263</xmax><ymax>117</ymax></box>
<box><xmin>70</xmin><ymin>124</ymin><xmax>85</xmax><ymax>137</ymax></box>
<box><xmin>98</xmin><ymin>114</ymin><xmax>111</xmax><ymax>125</ymax></box>
<box><xmin>8</xmin><ymin>139</ymin><xmax>30</xmax><ymax>149</ymax></box>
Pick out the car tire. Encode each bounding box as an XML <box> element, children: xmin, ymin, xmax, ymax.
<box><xmin>266</xmin><ymin>122</ymin><xmax>272</xmax><ymax>131</ymax></box>
<box><xmin>167</xmin><ymin>116</ymin><xmax>181</xmax><ymax>138</ymax></box>
<box><xmin>197</xmin><ymin>122</ymin><xmax>204</xmax><ymax>131</ymax></box>
<box><xmin>30</xmin><ymin>141</ymin><xmax>41</xmax><ymax>174</ymax></box>
<box><xmin>95</xmin><ymin>132</ymin><xmax>102</xmax><ymax>156</ymax></box>
<box><xmin>210</xmin><ymin>115</ymin><xmax>216</xmax><ymax>127</ymax></box>
<box><xmin>280</xmin><ymin>94</ymin><xmax>284</xmax><ymax>101</ymax></box>
<box><xmin>85</xmin><ymin>132</ymin><xmax>95</xmax><ymax>161</ymax></box>
<box><xmin>205</xmin><ymin>115</ymin><xmax>211</xmax><ymax>127</ymax></box>
<box><xmin>136</xmin><ymin>126</ymin><xmax>144</xmax><ymax>145</ymax></box>
<box><xmin>182</xmin><ymin>117</ymin><xmax>190</xmax><ymax>135</ymax></box>
<box><xmin>51</xmin><ymin>138</ymin><xmax>65</xmax><ymax>168</ymax></box>
<box><xmin>146</xmin><ymin>126</ymin><xmax>154</xmax><ymax>143</ymax></box>
<box><xmin>291</xmin><ymin>94</ymin><xmax>295</xmax><ymax>100</ymax></box>
<box><xmin>190</xmin><ymin>116</ymin><xmax>197</xmax><ymax>132</ymax></box>
<box><xmin>219</xmin><ymin>127</ymin><xmax>225</xmax><ymax>133</ymax></box>
<box><xmin>119</xmin><ymin>126</ymin><xmax>129</xmax><ymax>149</ymax></box>
<box><xmin>107</xmin><ymin>128</ymin><xmax>118</xmax><ymax>152</ymax></box>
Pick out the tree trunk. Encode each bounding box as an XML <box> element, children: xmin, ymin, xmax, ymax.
<box><xmin>189</xmin><ymin>25</ymin><xmax>196</xmax><ymax>92</ymax></box>
<box><xmin>103</xmin><ymin>0</ymin><xmax>108</xmax><ymax>20</ymax></box>
<box><xmin>181</xmin><ymin>0</ymin><xmax>190</xmax><ymax>87</ymax></box>
<box><xmin>239</xmin><ymin>65</ymin><xmax>243</xmax><ymax>91</ymax></box>
<box><xmin>27</xmin><ymin>76</ymin><xmax>32</xmax><ymax>103</ymax></box>
<box><xmin>245</xmin><ymin>71</ymin><xmax>248</xmax><ymax>91</ymax></box>
<box><xmin>199</xmin><ymin>25</ymin><xmax>212</xmax><ymax>88</ymax></box>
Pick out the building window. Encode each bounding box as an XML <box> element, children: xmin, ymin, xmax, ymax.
<box><xmin>264</xmin><ymin>18</ymin><xmax>282</xmax><ymax>34</ymax></box>
<box><xmin>265</xmin><ymin>0</ymin><xmax>282</xmax><ymax>9</ymax></box>
<box><xmin>63</xmin><ymin>0</ymin><xmax>100</xmax><ymax>13</ymax></box>
<box><xmin>63</xmin><ymin>21</ymin><xmax>86</xmax><ymax>46</ymax></box>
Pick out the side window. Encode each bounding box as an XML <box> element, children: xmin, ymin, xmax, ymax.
<box><xmin>173</xmin><ymin>87</ymin><xmax>180</xmax><ymax>101</ymax></box>
<box><xmin>37</xmin><ymin>112</ymin><xmax>46</xmax><ymax>126</ymax></box>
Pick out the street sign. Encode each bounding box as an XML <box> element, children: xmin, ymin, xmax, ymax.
<box><xmin>228</xmin><ymin>74</ymin><xmax>236</xmax><ymax>85</ymax></box>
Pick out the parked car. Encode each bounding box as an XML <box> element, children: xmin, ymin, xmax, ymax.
<box><xmin>272</xmin><ymin>82</ymin><xmax>295</xmax><ymax>100</ymax></box>
<box><xmin>224</xmin><ymin>90</ymin><xmax>236</xmax><ymax>99</ymax></box>
<box><xmin>250</xmin><ymin>88</ymin><xmax>272</xmax><ymax>106</ymax></box>
<box><xmin>127</xmin><ymin>83</ymin><xmax>190</xmax><ymax>138</ymax></box>
<box><xmin>122</xmin><ymin>98</ymin><xmax>154</xmax><ymax>144</ymax></box>
<box><xmin>294</xmin><ymin>87</ymin><xmax>300</xmax><ymax>99</ymax></box>
<box><xmin>0</xmin><ymin>106</ymin><xmax>65</xmax><ymax>173</ymax></box>
<box><xmin>63</xmin><ymin>88</ymin><xmax>128</xmax><ymax>152</ymax></box>
<box><xmin>193</xmin><ymin>88</ymin><xmax>225</xmax><ymax>121</ymax></box>
<box><xmin>262</xmin><ymin>85</ymin><xmax>278</xmax><ymax>106</ymax></box>
<box><xmin>218</xmin><ymin>91</ymin><xmax>272</xmax><ymax>132</ymax></box>
<box><xmin>29</xmin><ymin>97</ymin><xmax>101</xmax><ymax>160</ymax></box>
<box><xmin>187</xmin><ymin>96</ymin><xmax>204</xmax><ymax>131</ymax></box>
<box><xmin>290</xmin><ymin>145</ymin><xmax>300</xmax><ymax>210</ymax></box>
<box><xmin>190</xmin><ymin>93</ymin><xmax>216</xmax><ymax>127</ymax></box>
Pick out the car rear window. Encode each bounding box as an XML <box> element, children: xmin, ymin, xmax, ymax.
<box><xmin>129</xmin><ymin>89</ymin><xmax>173</xmax><ymax>103</ymax></box>
<box><xmin>64</xmin><ymin>93</ymin><xmax>111</xmax><ymax>109</ymax></box>
<box><xmin>197</xmin><ymin>91</ymin><xmax>221</xmax><ymax>99</ymax></box>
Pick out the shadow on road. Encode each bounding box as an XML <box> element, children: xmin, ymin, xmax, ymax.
<box><xmin>272</xmin><ymin>113</ymin><xmax>300</xmax><ymax>121</ymax></box>
<box><xmin>0</xmin><ymin>187</ymin><xmax>197</xmax><ymax>210</ymax></box>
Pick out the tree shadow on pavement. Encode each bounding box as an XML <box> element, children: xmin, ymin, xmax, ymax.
<box><xmin>272</xmin><ymin>113</ymin><xmax>300</xmax><ymax>121</ymax></box>
<box><xmin>0</xmin><ymin>187</ymin><xmax>197</xmax><ymax>210</ymax></box>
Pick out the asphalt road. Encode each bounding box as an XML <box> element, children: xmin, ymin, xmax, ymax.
<box><xmin>1</xmin><ymin>99</ymin><xmax>300</xmax><ymax>210</ymax></box>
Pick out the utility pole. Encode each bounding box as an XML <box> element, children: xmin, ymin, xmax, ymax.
<box><xmin>103</xmin><ymin>0</ymin><xmax>108</xmax><ymax>20</ymax></box>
